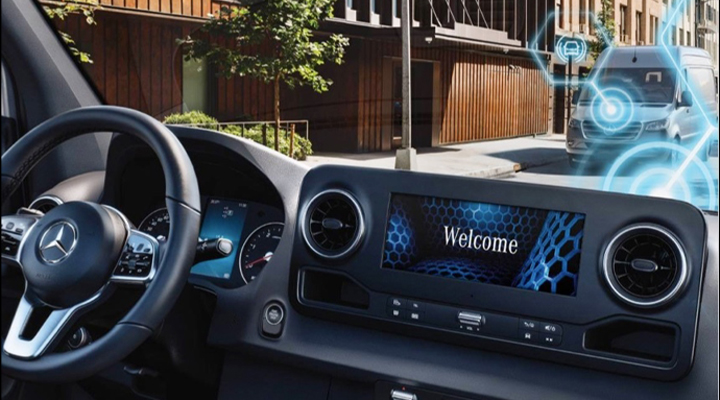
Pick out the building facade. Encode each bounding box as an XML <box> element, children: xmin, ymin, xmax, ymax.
<box><xmin>52</xmin><ymin>0</ymin><xmax>556</xmax><ymax>153</ymax></box>
<box><xmin>696</xmin><ymin>0</ymin><xmax>719</xmax><ymax>67</ymax></box>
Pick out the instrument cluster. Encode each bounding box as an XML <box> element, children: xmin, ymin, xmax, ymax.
<box><xmin>138</xmin><ymin>197</ymin><xmax>284</xmax><ymax>286</ymax></box>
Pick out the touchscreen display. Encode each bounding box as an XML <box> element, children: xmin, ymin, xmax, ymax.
<box><xmin>382</xmin><ymin>194</ymin><xmax>585</xmax><ymax>296</ymax></box>
<box><xmin>191</xmin><ymin>199</ymin><xmax>248</xmax><ymax>279</ymax></box>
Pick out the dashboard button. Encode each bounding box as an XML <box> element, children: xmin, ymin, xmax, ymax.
<box><xmin>519</xmin><ymin>330</ymin><xmax>540</xmax><ymax>343</ymax></box>
<box><xmin>458</xmin><ymin>311</ymin><xmax>485</xmax><ymax>327</ymax></box>
<box><xmin>406</xmin><ymin>311</ymin><xmax>424</xmax><ymax>322</ymax></box>
<box><xmin>262</xmin><ymin>302</ymin><xmax>285</xmax><ymax>338</ymax></box>
<box><xmin>264</xmin><ymin>304</ymin><xmax>284</xmax><ymax>325</ymax></box>
<box><xmin>387</xmin><ymin>308</ymin><xmax>407</xmax><ymax>319</ymax></box>
<box><xmin>541</xmin><ymin>333</ymin><xmax>562</xmax><ymax>346</ymax></box>
<box><xmin>519</xmin><ymin>319</ymin><xmax>539</xmax><ymax>331</ymax></box>
<box><xmin>387</xmin><ymin>297</ymin><xmax>407</xmax><ymax>308</ymax></box>
<box><xmin>540</xmin><ymin>322</ymin><xmax>563</xmax><ymax>335</ymax></box>
<box><xmin>390</xmin><ymin>390</ymin><xmax>417</xmax><ymax>400</ymax></box>
<box><xmin>407</xmin><ymin>300</ymin><xmax>423</xmax><ymax>311</ymax></box>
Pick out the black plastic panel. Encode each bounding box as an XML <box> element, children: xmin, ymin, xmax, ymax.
<box><xmin>290</xmin><ymin>165</ymin><xmax>707</xmax><ymax>381</ymax></box>
<box><xmin>168</xmin><ymin>128</ymin><xmax>716</xmax><ymax>399</ymax></box>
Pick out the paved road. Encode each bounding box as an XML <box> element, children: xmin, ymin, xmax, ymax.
<box><xmin>507</xmin><ymin>159</ymin><xmax>718</xmax><ymax>212</ymax></box>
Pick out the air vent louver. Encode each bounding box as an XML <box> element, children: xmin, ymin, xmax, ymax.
<box><xmin>603</xmin><ymin>225</ymin><xmax>688</xmax><ymax>308</ymax></box>
<box><xmin>29</xmin><ymin>196</ymin><xmax>63</xmax><ymax>213</ymax></box>
<box><xmin>302</xmin><ymin>190</ymin><xmax>364</xmax><ymax>259</ymax></box>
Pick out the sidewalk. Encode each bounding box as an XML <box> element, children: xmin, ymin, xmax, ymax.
<box><xmin>302</xmin><ymin>134</ymin><xmax>568</xmax><ymax>178</ymax></box>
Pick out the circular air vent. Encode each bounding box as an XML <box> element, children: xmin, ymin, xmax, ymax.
<box><xmin>29</xmin><ymin>195</ymin><xmax>64</xmax><ymax>213</ymax></box>
<box><xmin>602</xmin><ymin>224</ymin><xmax>688</xmax><ymax>308</ymax></box>
<box><xmin>301</xmin><ymin>189</ymin><xmax>365</xmax><ymax>259</ymax></box>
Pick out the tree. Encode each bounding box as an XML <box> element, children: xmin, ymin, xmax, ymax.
<box><xmin>43</xmin><ymin>0</ymin><xmax>100</xmax><ymax>63</ymax></box>
<box><xmin>180</xmin><ymin>0</ymin><xmax>349</xmax><ymax>151</ymax></box>
<box><xmin>589</xmin><ymin>0</ymin><xmax>616</xmax><ymax>62</ymax></box>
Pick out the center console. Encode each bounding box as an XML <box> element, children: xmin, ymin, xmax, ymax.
<box><xmin>290</xmin><ymin>166</ymin><xmax>707</xmax><ymax>381</ymax></box>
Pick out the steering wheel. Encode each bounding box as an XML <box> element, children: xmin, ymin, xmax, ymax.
<box><xmin>0</xmin><ymin>106</ymin><xmax>201</xmax><ymax>382</ymax></box>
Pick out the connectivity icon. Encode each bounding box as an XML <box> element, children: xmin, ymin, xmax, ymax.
<box><xmin>555</xmin><ymin>35</ymin><xmax>588</xmax><ymax>64</ymax></box>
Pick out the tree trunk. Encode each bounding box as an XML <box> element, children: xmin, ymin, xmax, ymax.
<box><xmin>274</xmin><ymin>76</ymin><xmax>281</xmax><ymax>152</ymax></box>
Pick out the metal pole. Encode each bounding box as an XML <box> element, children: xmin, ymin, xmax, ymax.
<box><xmin>395</xmin><ymin>0</ymin><xmax>418</xmax><ymax>170</ymax></box>
<box><xmin>402</xmin><ymin>4</ymin><xmax>412</xmax><ymax>152</ymax></box>
<box><xmin>566</xmin><ymin>55</ymin><xmax>573</xmax><ymax>133</ymax></box>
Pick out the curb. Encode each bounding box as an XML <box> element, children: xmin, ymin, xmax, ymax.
<box><xmin>464</xmin><ymin>154</ymin><xmax>568</xmax><ymax>179</ymax></box>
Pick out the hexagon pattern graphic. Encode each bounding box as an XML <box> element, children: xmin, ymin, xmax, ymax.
<box><xmin>512</xmin><ymin>211</ymin><xmax>584</xmax><ymax>296</ymax></box>
<box><xmin>383</xmin><ymin>195</ymin><xmax>585</xmax><ymax>296</ymax></box>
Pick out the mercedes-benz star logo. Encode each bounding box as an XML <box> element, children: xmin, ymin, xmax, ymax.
<box><xmin>39</xmin><ymin>222</ymin><xmax>78</xmax><ymax>264</ymax></box>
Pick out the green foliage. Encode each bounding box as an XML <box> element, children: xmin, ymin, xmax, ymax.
<box><xmin>180</xmin><ymin>0</ymin><xmax>349</xmax><ymax>90</ymax></box>
<box><xmin>162</xmin><ymin>112</ymin><xmax>313</xmax><ymax>160</ymax></box>
<box><xmin>163</xmin><ymin>111</ymin><xmax>220</xmax><ymax>128</ymax></box>
<box><xmin>178</xmin><ymin>0</ymin><xmax>349</xmax><ymax>151</ymax></box>
<box><xmin>589</xmin><ymin>0</ymin><xmax>616</xmax><ymax>62</ymax></box>
<box><xmin>44</xmin><ymin>0</ymin><xmax>100</xmax><ymax>64</ymax></box>
<box><xmin>221</xmin><ymin>124</ymin><xmax>313</xmax><ymax>161</ymax></box>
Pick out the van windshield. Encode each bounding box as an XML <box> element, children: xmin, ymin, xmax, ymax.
<box><xmin>579</xmin><ymin>68</ymin><xmax>677</xmax><ymax>104</ymax></box>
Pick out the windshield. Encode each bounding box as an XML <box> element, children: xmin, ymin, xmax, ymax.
<box><xmin>35</xmin><ymin>0</ymin><xmax>720</xmax><ymax>212</ymax></box>
<box><xmin>579</xmin><ymin>68</ymin><xmax>678</xmax><ymax>104</ymax></box>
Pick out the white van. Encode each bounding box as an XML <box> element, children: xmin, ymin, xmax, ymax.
<box><xmin>566</xmin><ymin>46</ymin><xmax>719</xmax><ymax>169</ymax></box>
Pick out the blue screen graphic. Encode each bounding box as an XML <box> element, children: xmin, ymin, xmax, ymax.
<box><xmin>191</xmin><ymin>199</ymin><xmax>248</xmax><ymax>279</ymax></box>
<box><xmin>382</xmin><ymin>194</ymin><xmax>586</xmax><ymax>296</ymax></box>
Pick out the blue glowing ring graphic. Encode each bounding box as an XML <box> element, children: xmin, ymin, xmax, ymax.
<box><xmin>628</xmin><ymin>167</ymin><xmax>692</xmax><ymax>203</ymax></box>
<box><xmin>602</xmin><ymin>142</ymin><xmax>717</xmax><ymax>211</ymax></box>
<box><xmin>555</xmin><ymin>35</ymin><xmax>588</xmax><ymax>64</ymax></box>
<box><xmin>589</xmin><ymin>88</ymin><xmax>635</xmax><ymax>133</ymax></box>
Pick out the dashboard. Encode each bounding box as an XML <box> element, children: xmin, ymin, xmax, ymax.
<box><xmin>25</xmin><ymin>127</ymin><xmax>718</xmax><ymax>400</ymax></box>
<box><xmin>289</xmin><ymin>166</ymin><xmax>707</xmax><ymax>382</ymax></box>
<box><xmin>102</xmin><ymin>134</ymin><xmax>285</xmax><ymax>288</ymax></box>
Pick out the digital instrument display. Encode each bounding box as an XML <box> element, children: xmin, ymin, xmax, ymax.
<box><xmin>192</xmin><ymin>199</ymin><xmax>249</xmax><ymax>279</ymax></box>
<box><xmin>382</xmin><ymin>194</ymin><xmax>586</xmax><ymax>296</ymax></box>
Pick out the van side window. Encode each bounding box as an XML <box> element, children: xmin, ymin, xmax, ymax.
<box><xmin>687</xmin><ymin>68</ymin><xmax>717</xmax><ymax>106</ymax></box>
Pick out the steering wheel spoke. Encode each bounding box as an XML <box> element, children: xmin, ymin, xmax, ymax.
<box><xmin>110</xmin><ymin>230</ymin><xmax>158</xmax><ymax>285</ymax></box>
<box><xmin>3</xmin><ymin>289</ymin><xmax>103</xmax><ymax>360</ymax></box>
<box><xmin>1</xmin><ymin>212</ymin><xmax>43</xmax><ymax>267</ymax></box>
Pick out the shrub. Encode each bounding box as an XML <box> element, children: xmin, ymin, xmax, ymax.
<box><xmin>221</xmin><ymin>124</ymin><xmax>313</xmax><ymax>161</ymax></box>
<box><xmin>163</xmin><ymin>111</ymin><xmax>220</xmax><ymax>129</ymax></box>
<box><xmin>163</xmin><ymin>112</ymin><xmax>312</xmax><ymax>160</ymax></box>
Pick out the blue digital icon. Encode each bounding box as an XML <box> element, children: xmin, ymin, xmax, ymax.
<box><xmin>564</xmin><ymin>41</ymin><xmax>581</xmax><ymax>57</ymax></box>
<box><xmin>556</xmin><ymin>36</ymin><xmax>587</xmax><ymax>64</ymax></box>
<box><xmin>529</xmin><ymin>12</ymin><xmax>610</xmax><ymax>86</ymax></box>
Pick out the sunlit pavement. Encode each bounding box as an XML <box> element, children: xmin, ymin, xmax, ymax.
<box><xmin>508</xmin><ymin>159</ymin><xmax>719</xmax><ymax>212</ymax></box>
<box><xmin>304</xmin><ymin>134</ymin><xmax>568</xmax><ymax>179</ymax></box>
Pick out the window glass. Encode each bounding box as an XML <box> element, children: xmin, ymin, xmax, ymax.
<box><xmin>34</xmin><ymin>0</ymin><xmax>719</xmax><ymax>212</ymax></box>
<box><xmin>688</xmin><ymin>68</ymin><xmax>717</xmax><ymax>106</ymax></box>
<box><xmin>579</xmin><ymin>68</ymin><xmax>678</xmax><ymax>104</ymax></box>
